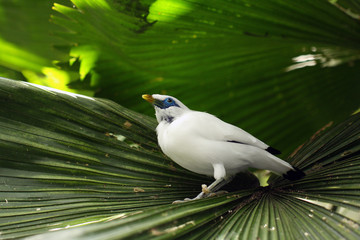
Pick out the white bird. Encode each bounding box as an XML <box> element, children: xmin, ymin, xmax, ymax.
<box><xmin>142</xmin><ymin>94</ymin><xmax>305</xmax><ymax>202</ymax></box>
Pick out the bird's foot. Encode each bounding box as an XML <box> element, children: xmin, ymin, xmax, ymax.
<box><xmin>172</xmin><ymin>190</ymin><xmax>206</xmax><ymax>204</ymax></box>
<box><xmin>201</xmin><ymin>184</ymin><xmax>211</xmax><ymax>194</ymax></box>
<box><xmin>201</xmin><ymin>184</ymin><xmax>228</xmax><ymax>197</ymax></box>
<box><xmin>172</xmin><ymin>188</ymin><xmax>228</xmax><ymax>204</ymax></box>
<box><xmin>172</xmin><ymin>198</ymin><xmax>194</xmax><ymax>204</ymax></box>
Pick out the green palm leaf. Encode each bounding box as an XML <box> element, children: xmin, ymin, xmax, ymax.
<box><xmin>50</xmin><ymin>0</ymin><xmax>360</xmax><ymax>157</ymax></box>
<box><xmin>1</xmin><ymin>0</ymin><xmax>359</xmax><ymax>158</ymax></box>
<box><xmin>0</xmin><ymin>77</ymin><xmax>359</xmax><ymax>239</ymax></box>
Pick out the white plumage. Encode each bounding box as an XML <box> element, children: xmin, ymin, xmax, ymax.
<box><xmin>143</xmin><ymin>94</ymin><xmax>305</xmax><ymax>201</ymax></box>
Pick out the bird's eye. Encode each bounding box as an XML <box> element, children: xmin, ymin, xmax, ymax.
<box><xmin>166</xmin><ymin>98</ymin><xmax>173</xmax><ymax>103</ymax></box>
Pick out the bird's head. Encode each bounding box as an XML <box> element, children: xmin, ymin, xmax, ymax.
<box><xmin>142</xmin><ymin>94</ymin><xmax>189</xmax><ymax>123</ymax></box>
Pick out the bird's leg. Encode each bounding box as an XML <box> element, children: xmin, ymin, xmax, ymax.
<box><xmin>199</xmin><ymin>176</ymin><xmax>233</xmax><ymax>197</ymax></box>
<box><xmin>173</xmin><ymin>177</ymin><xmax>233</xmax><ymax>204</ymax></box>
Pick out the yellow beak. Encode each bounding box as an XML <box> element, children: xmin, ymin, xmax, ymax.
<box><xmin>142</xmin><ymin>94</ymin><xmax>154</xmax><ymax>103</ymax></box>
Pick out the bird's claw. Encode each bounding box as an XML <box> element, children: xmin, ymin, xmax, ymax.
<box><xmin>172</xmin><ymin>183</ymin><xmax>229</xmax><ymax>203</ymax></box>
<box><xmin>201</xmin><ymin>184</ymin><xmax>211</xmax><ymax>194</ymax></box>
<box><xmin>172</xmin><ymin>198</ymin><xmax>193</xmax><ymax>204</ymax></box>
<box><xmin>172</xmin><ymin>190</ymin><xmax>229</xmax><ymax>204</ymax></box>
<box><xmin>172</xmin><ymin>187</ymin><xmax>209</xmax><ymax>203</ymax></box>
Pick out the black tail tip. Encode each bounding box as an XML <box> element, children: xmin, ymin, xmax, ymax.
<box><xmin>266</xmin><ymin>146</ymin><xmax>281</xmax><ymax>155</ymax></box>
<box><xmin>283</xmin><ymin>167</ymin><xmax>305</xmax><ymax>181</ymax></box>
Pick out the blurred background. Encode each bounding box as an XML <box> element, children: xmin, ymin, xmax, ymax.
<box><xmin>0</xmin><ymin>0</ymin><xmax>359</xmax><ymax>157</ymax></box>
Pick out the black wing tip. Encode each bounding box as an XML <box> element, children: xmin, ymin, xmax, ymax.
<box><xmin>266</xmin><ymin>146</ymin><xmax>281</xmax><ymax>155</ymax></box>
<box><xmin>283</xmin><ymin>167</ymin><xmax>305</xmax><ymax>181</ymax></box>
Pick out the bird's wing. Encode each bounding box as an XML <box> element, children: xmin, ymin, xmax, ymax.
<box><xmin>183</xmin><ymin>111</ymin><xmax>274</xmax><ymax>151</ymax></box>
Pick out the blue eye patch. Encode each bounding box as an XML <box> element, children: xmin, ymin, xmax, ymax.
<box><xmin>154</xmin><ymin>97</ymin><xmax>180</xmax><ymax>109</ymax></box>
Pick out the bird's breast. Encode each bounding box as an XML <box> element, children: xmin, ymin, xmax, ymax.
<box><xmin>156</xmin><ymin>121</ymin><xmax>214</xmax><ymax>176</ymax></box>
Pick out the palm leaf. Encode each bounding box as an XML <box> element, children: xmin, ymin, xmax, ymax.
<box><xmin>0</xmin><ymin>0</ymin><xmax>65</xmax><ymax>71</ymax></box>
<box><xmin>0</xmin><ymin>0</ymin><xmax>89</xmax><ymax>93</ymax></box>
<box><xmin>50</xmin><ymin>0</ymin><xmax>360</xmax><ymax>157</ymax></box>
<box><xmin>0</xmin><ymin>76</ymin><xmax>207</xmax><ymax>238</ymax></box>
<box><xmin>0</xmin><ymin>77</ymin><xmax>359</xmax><ymax>239</ymax></box>
<box><xmin>0</xmin><ymin>0</ymin><xmax>359</xmax><ymax>157</ymax></box>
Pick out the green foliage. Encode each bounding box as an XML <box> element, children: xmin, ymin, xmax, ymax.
<box><xmin>0</xmin><ymin>78</ymin><xmax>359</xmax><ymax>239</ymax></box>
<box><xmin>0</xmin><ymin>0</ymin><xmax>360</xmax><ymax>238</ymax></box>
<box><xmin>0</xmin><ymin>0</ymin><xmax>359</xmax><ymax>156</ymax></box>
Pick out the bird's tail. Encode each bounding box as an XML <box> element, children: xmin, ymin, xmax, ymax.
<box><xmin>251</xmin><ymin>152</ymin><xmax>305</xmax><ymax>181</ymax></box>
<box><xmin>282</xmin><ymin>167</ymin><xmax>305</xmax><ymax>180</ymax></box>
